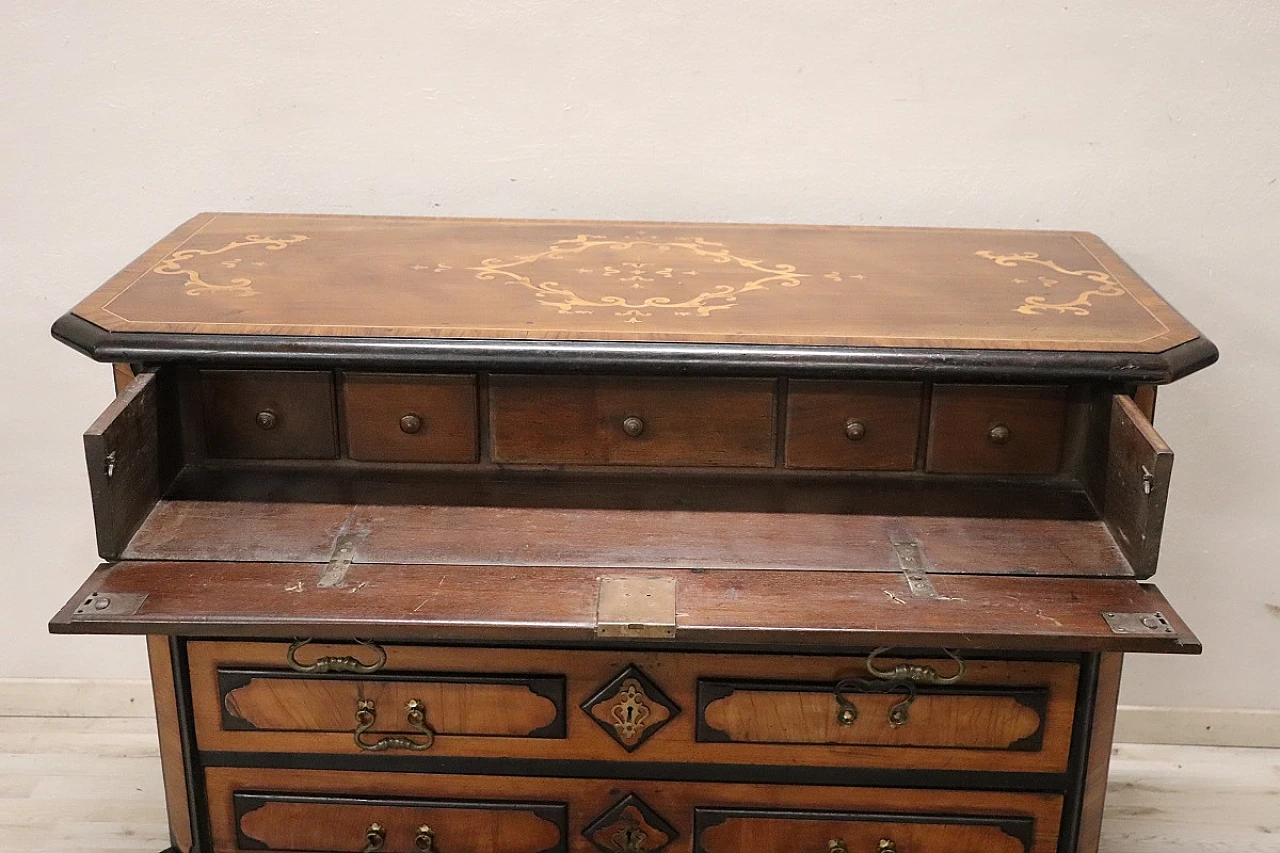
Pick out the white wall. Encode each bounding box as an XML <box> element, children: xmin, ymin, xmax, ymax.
<box><xmin>1</xmin><ymin>2</ymin><xmax>1276</xmax><ymax>709</ymax></box>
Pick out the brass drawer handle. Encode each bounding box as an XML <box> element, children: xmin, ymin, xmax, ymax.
<box><xmin>287</xmin><ymin>639</ymin><xmax>387</xmax><ymax>674</ymax></box>
<box><xmin>622</xmin><ymin>416</ymin><xmax>645</xmax><ymax>438</ymax></box>
<box><xmin>878</xmin><ymin>841</ymin><xmax>897</xmax><ymax>853</ymax></box>
<box><xmin>844</xmin><ymin>419</ymin><xmax>866</xmax><ymax>441</ymax></box>
<box><xmin>415</xmin><ymin>824</ymin><xmax>437</xmax><ymax>852</ymax></box>
<box><xmin>400</xmin><ymin>413</ymin><xmax>424</xmax><ymax>434</ymax></box>
<box><xmin>255</xmin><ymin>409</ymin><xmax>278</xmax><ymax>430</ymax></box>
<box><xmin>867</xmin><ymin>647</ymin><xmax>966</xmax><ymax>684</ymax></box>
<box><xmin>354</xmin><ymin>698</ymin><xmax>436</xmax><ymax>751</ymax></box>
<box><xmin>834</xmin><ymin>677</ymin><xmax>917</xmax><ymax>728</ymax></box>
<box><xmin>988</xmin><ymin>423</ymin><xmax>1012</xmax><ymax>445</ymax></box>
<box><xmin>829</xmin><ymin>840</ymin><xmax>847</xmax><ymax>853</ymax></box>
<box><xmin>363</xmin><ymin>822</ymin><xmax>386</xmax><ymax>852</ymax></box>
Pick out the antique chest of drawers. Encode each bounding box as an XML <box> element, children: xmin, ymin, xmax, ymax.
<box><xmin>50</xmin><ymin>214</ymin><xmax>1216</xmax><ymax>853</ymax></box>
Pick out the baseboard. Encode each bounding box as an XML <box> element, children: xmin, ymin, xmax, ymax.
<box><xmin>2</xmin><ymin>678</ymin><xmax>1276</xmax><ymax>747</ymax></box>
<box><xmin>1114</xmin><ymin>705</ymin><xmax>1280</xmax><ymax>748</ymax></box>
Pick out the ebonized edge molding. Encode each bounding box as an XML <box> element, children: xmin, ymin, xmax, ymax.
<box><xmin>51</xmin><ymin>313</ymin><xmax>1219</xmax><ymax>385</ymax></box>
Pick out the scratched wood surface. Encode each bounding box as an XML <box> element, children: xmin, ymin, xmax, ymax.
<box><xmin>70</xmin><ymin>213</ymin><xmax>1201</xmax><ymax>352</ymax></box>
<box><xmin>1</xmin><ymin>719</ymin><xmax>1270</xmax><ymax>853</ymax></box>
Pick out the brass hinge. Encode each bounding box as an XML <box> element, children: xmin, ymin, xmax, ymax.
<box><xmin>893</xmin><ymin>541</ymin><xmax>939</xmax><ymax>599</ymax></box>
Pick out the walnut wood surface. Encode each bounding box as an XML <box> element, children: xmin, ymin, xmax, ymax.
<box><xmin>205</xmin><ymin>767</ymin><xmax>1064</xmax><ymax>853</ymax></box>
<box><xmin>188</xmin><ymin>642</ymin><xmax>1076</xmax><ymax>774</ymax></box>
<box><xmin>54</xmin><ymin>562</ymin><xmax>1200</xmax><ymax>653</ymax></box>
<box><xmin>70</xmin><ymin>213</ymin><xmax>1200</xmax><ymax>357</ymax></box>
<box><xmin>699</xmin><ymin>812</ymin><xmax>1027</xmax><ymax>853</ymax></box>
<box><xmin>199</xmin><ymin>370</ymin><xmax>337</xmax><ymax>459</ymax></box>
<box><xmin>119</xmin><ymin>498</ymin><xmax>1133</xmax><ymax>575</ymax></box>
<box><xmin>1075</xmin><ymin>653</ymin><xmax>1124</xmax><ymax>853</ymax></box>
<box><xmin>146</xmin><ymin>636</ymin><xmax>192</xmax><ymax>853</ymax></box>
<box><xmin>489</xmin><ymin>376</ymin><xmax>776</xmax><ymax>466</ymax></box>
<box><xmin>342</xmin><ymin>373</ymin><xmax>478</xmax><ymax>462</ymax></box>
<box><xmin>1104</xmin><ymin>395</ymin><xmax>1173</xmax><ymax>579</ymax></box>
<box><xmin>927</xmin><ymin>385</ymin><xmax>1068</xmax><ymax>475</ymax></box>
<box><xmin>784</xmin><ymin>380</ymin><xmax>924</xmax><ymax>470</ymax></box>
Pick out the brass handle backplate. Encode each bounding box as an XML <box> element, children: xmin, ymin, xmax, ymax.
<box><xmin>415</xmin><ymin>824</ymin><xmax>437</xmax><ymax>852</ymax></box>
<box><xmin>400</xmin><ymin>413</ymin><xmax>424</xmax><ymax>434</ymax></box>
<box><xmin>828</xmin><ymin>840</ymin><xmax>848</xmax><ymax>853</ymax></box>
<box><xmin>878</xmin><ymin>840</ymin><xmax>897</xmax><ymax>853</ymax></box>
<box><xmin>286</xmin><ymin>639</ymin><xmax>387</xmax><ymax>674</ymax></box>
<box><xmin>364</xmin><ymin>822</ymin><xmax>386</xmax><ymax>853</ymax></box>
<box><xmin>622</xmin><ymin>416</ymin><xmax>645</xmax><ymax>438</ymax></box>
<box><xmin>834</xmin><ymin>677</ymin><xmax>917</xmax><ymax>728</ymax></box>
<box><xmin>255</xmin><ymin>409</ymin><xmax>278</xmax><ymax>430</ymax></box>
<box><xmin>988</xmin><ymin>423</ymin><xmax>1011</xmax><ymax>445</ymax></box>
<box><xmin>354</xmin><ymin>698</ymin><xmax>436</xmax><ymax>751</ymax></box>
<box><xmin>844</xmin><ymin>419</ymin><xmax>866</xmax><ymax>441</ymax></box>
<box><xmin>867</xmin><ymin>647</ymin><xmax>966</xmax><ymax>685</ymax></box>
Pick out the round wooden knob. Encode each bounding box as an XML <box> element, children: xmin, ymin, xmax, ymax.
<box><xmin>255</xmin><ymin>409</ymin><xmax>278</xmax><ymax>430</ymax></box>
<box><xmin>400</xmin><ymin>413</ymin><xmax>423</xmax><ymax>434</ymax></box>
<box><xmin>622</xmin><ymin>416</ymin><xmax>645</xmax><ymax>438</ymax></box>
<box><xmin>988</xmin><ymin>424</ymin><xmax>1012</xmax><ymax>445</ymax></box>
<box><xmin>844</xmin><ymin>419</ymin><xmax>866</xmax><ymax>441</ymax></box>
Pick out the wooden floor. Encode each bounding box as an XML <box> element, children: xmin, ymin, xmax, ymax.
<box><xmin>0</xmin><ymin>716</ymin><xmax>1274</xmax><ymax>852</ymax></box>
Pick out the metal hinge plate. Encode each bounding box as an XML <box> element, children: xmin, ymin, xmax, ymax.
<box><xmin>596</xmin><ymin>576</ymin><xmax>678</xmax><ymax>639</ymax></box>
<box><xmin>893</xmin><ymin>541</ymin><xmax>939</xmax><ymax>599</ymax></box>
<box><xmin>72</xmin><ymin>591</ymin><xmax>148</xmax><ymax>619</ymax></box>
<box><xmin>1103</xmin><ymin>611</ymin><xmax>1174</xmax><ymax>635</ymax></box>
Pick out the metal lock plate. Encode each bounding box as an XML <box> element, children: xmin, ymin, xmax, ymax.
<box><xmin>72</xmin><ymin>591</ymin><xmax>148</xmax><ymax>619</ymax></box>
<box><xmin>1102</xmin><ymin>611</ymin><xmax>1174</xmax><ymax>635</ymax></box>
<box><xmin>596</xmin><ymin>576</ymin><xmax>678</xmax><ymax>639</ymax></box>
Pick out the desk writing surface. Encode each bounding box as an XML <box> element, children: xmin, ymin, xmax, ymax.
<box><xmin>71</xmin><ymin>213</ymin><xmax>1200</xmax><ymax>353</ymax></box>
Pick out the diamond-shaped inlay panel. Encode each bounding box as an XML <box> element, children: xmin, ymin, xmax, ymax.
<box><xmin>583</xmin><ymin>793</ymin><xmax>677</xmax><ymax>853</ymax></box>
<box><xmin>581</xmin><ymin>665</ymin><xmax>679</xmax><ymax>752</ymax></box>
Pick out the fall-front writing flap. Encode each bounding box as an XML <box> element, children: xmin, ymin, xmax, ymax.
<box><xmin>52</xmin><ymin>561</ymin><xmax>1199</xmax><ymax>654</ymax></box>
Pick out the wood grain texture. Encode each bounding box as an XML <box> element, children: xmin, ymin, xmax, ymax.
<box><xmin>119</xmin><ymin>499</ymin><xmax>1134</xmax><ymax>575</ymax></box>
<box><xmin>489</xmin><ymin>376</ymin><xmax>776</xmax><ymax>466</ymax></box>
<box><xmin>69</xmin><ymin>213</ymin><xmax>1201</xmax><ymax>357</ymax></box>
<box><xmin>199</xmin><ymin>370</ymin><xmax>337</xmax><ymax>460</ymax></box>
<box><xmin>1103</xmin><ymin>395</ymin><xmax>1173</xmax><ymax>579</ymax></box>
<box><xmin>1076</xmin><ymin>654</ymin><xmax>1124</xmax><ymax>853</ymax></box>
<box><xmin>83</xmin><ymin>371</ymin><xmax>161</xmax><ymax>559</ymax></box>
<box><xmin>784</xmin><ymin>380</ymin><xmax>923</xmax><ymax>470</ymax></box>
<box><xmin>146</xmin><ymin>636</ymin><xmax>192</xmax><ymax>853</ymax></box>
<box><xmin>54</xmin><ymin>562</ymin><xmax>1201</xmax><ymax>654</ymax></box>
<box><xmin>342</xmin><ymin>373</ymin><xmax>478</xmax><ymax>463</ymax></box>
<box><xmin>234</xmin><ymin>792</ymin><xmax>564</xmax><ymax>853</ymax></box>
<box><xmin>204</xmin><ymin>767</ymin><xmax>1064</xmax><ymax>853</ymax></box>
<box><xmin>927</xmin><ymin>385</ymin><xmax>1068</xmax><ymax>475</ymax></box>
<box><xmin>698</xmin><ymin>811</ymin><xmax>1028</xmax><ymax>853</ymax></box>
<box><xmin>187</xmin><ymin>643</ymin><xmax>1077</xmax><ymax>774</ymax></box>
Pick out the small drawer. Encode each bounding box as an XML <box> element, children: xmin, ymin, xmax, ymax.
<box><xmin>342</xmin><ymin>373</ymin><xmax>477</xmax><ymax>462</ymax></box>
<box><xmin>200</xmin><ymin>370</ymin><xmax>337</xmax><ymax>459</ymax></box>
<box><xmin>786</xmin><ymin>380</ymin><xmax>923</xmax><ymax>470</ymax></box>
<box><xmin>696</xmin><ymin>807</ymin><xmax>1033</xmax><ymax>853</ymax></box>
<box><xmin>232</xmin><ymin>790</ymin><xmax>566</xmax><ymax>853</ymax></box>
<box><xmin>489</xmin><ymin>376</ymin><xmax>776</xmax><ymax>466</ymax></box>
<box><xmin>927</xmin><ymin>385</ymin><xmax>1067</xmax><ymax>475</ymax></box>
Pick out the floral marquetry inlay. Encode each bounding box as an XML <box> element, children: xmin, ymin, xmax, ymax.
<box><xmin>152</xmin><ymin>234</ymin><xmax>308</xmax><ymax>297</ymax></box>
<box><xmin>975</xmin><ymin>250</ymin><xmax>1128</xmax><ymax>317</ymax></box>
<box><xmin>582</xmin><ymin>665</ymin><xmax>678</xmax><ymax>752</ymax></box>
<box><xmin>466</xmin><ymin>234</ymin><xmax>819</xmax><ymax>323</ymax></box>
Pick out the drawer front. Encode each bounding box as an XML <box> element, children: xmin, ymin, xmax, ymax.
<box><xmin>207</xmin><ymin>768</ymin><xmax>1062</xmax><ymax>853</ymax></box>
<box><xmin>190</xmin><ymin>643</ymin><xmax>1076</xmax><ymax>774</ymax></box>
<box><xmin>232</xmin><ymin>791</ymin><xmax>566</xmax><ymax>853</ymax></box>
<box><xmin>489</xmin><ymin>376</ymin><xmax>776</xmax><ymax>466</ymax></box>
<box><xmin>785</xmin><ymin>381</ymin><xmax>923</xmax><ymax>470</ymax></box>
<box><xmin>342</xmin><ymin>373</ymin><xmax>478</xmax><ymax>462</ymax></box>
<box><xmin>696</xmin><ymin>808</ymin><xmax>1032</xmax><ymax>853</ymax></box>
<box><xmin>200</xmin><ymin>370</ymin><xmax>337</xmax><ymax>459</ymax></box>
<box><xmin>926</xmin><ymin>385</ymin><xmax>1067</xmax><ymax>475</ymax></box>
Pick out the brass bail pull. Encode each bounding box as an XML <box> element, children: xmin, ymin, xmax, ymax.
<box><xmin>866</xmin><ymin>647</ymin><xmax>966</xmax><ymax>684</ymax></box>
<box><xmin>353</xmin><ymin>698</ymin><xmax>436</xmax><ymax>751</ymax></box>
<box><xmin>363</xmin><ymin>822</ymin><xmax>386</xmax><ymax>853</ymax></box>
<box><xmin>287</xmin><ymin>638</ymin><xmax>387</xmax><ymax>674</ymax></box>
<box><xmin>415</xmin><ymin>824</ymin><xmax>436</xmax><ymax>852</ymax></box>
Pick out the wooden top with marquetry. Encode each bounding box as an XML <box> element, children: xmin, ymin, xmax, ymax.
<box><xmin>69</xmin><ymin>213</ymin><xmax>1202</xmax><ymax>354</ymax></box>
